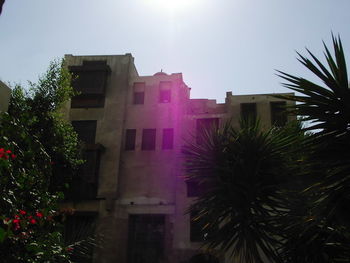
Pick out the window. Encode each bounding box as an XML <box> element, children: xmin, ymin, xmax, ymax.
<box><xmin>69</xmin><ymin>120</ymin><xmax>101</xmax><ymax>201</ymax></box>
<box><xmin>69</xmin><ymin>60</ymin><xmax>110</xmax><ymax>108</ymax></box>
<box><xmin>128</xmin><ymin>215</ymin><xmax>165</xmax><ymax>263</ymax></box>
<box><xmin>71</xmin><ymin>120</ymin><xmax>97</xmax><ymax>144</ymax></box>
<box><xmin>240</xmin><ymin>103</ymin><xmax>257</xmax><ymax>122</ymax></box>
<box><xmin>196</xmin><ymin>118</ymin><xmax>219</xmax><ymax>144</ymax></box>
<box><xmin>142</xmin><ymin>129</ymin><xmax>156</xmax><ymax>150</ymax></box>
<box><xmin>133</xmin><ymin>92</ymin><xmax>144</xmax><ymax>104</ymax></box>
<box><xmin>133</xmin><ymin>82</ymin><xmax>145</xmax><ymax>104</ymax></box>
<box><xmin>71</xmin><ymin>96</ymin><xmax>105</xmax><ymax>108</ymax></box>
<box><xmin>67</xmin><ymin>148</ymin><xmax>102</xmax><ymax>201</ymax></box>
<box><xmin>162</xmin><ymin>128</ymin><xmax>174</xmax><ymax>149</ymax></box>
<box><xmin>271</xmin><ymin>101</ymin><xmax>287</xmax><ymax>127</ymax></box>
<box><xmin>159</xmin><ymin>81</ymin><xmax>171</xmax><ymax>103</ymax></box>
<box><xmin>125</xmin><ymin>129</ymin><xmax>136</xmax><ymax>151</ymax></box>
<box><xmin>159</xmin><ymin>90</ymin><xmax>171</xmax><ymax>103</ymax></box>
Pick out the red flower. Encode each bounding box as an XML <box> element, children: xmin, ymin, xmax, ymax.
<box><xmin>6</xmin><ymin>150</ymin><xmax>11</xmax><ymax>154</ymax></box>
<box><xmin>14</xmin><ymin>215</ymin><xmax>20</xmax><ymax>219</ymax></box>
<box><xmin>35</xmin><ymin>212</ymin><xmax>43</xmax><ymax>218</ymax></box>
<box><xmin>11</xmin><ymin>154</ymin><xmax>16</xmax><ymax>159</ymax></box>
<box><xmin>29</xmin><ymin>218</ymin><xmax>37</xmax><ymax>224</ymax></box>
<box><xmin>19</xmin><ymin>210</ymin><xmax>26</xmax><ymax>215</ymax></box>
<box><xmin>13</xmin><ymin>219</ymin><xmax>20</xmax><ymax>224</ymax></box>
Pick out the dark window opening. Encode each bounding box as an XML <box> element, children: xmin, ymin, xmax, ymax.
<box><xmin>196</xmin><ymin>118</ymin><xmax>219</xmax><ymax>144</ymax></box>
<box><xmin>128</xmin><ymin>215</ymin><xmax>165</xmax><ymax>263</ymax></box>
<box><xmin>240</xmin><ymin>103</ymin><xmax>257</xmax><ymax>122</ymax></box>
<box><xmin>162</xmin><ymin>128</ymin><xmax>174</xmax><ymax>150</ymax></box>
<box><xmin>72</xmin><ymin>120</ymin><xmax>97</xmax><ymax>144</ymax></box>
<box><xmin>67</xmin><ymin>148</ymin><xmax>101</xmax><ymax>201</ymax></box>
<box><xmin>159</xmin><ymin>81</ymin><xmax>172</xmax><ymax>103</ymax></box>
<box><xmin>159</xmin><ymin>90</ymin><xmax>171</xmax><ymax>103</ymax></box>
<box><xmin>125</xmin><ymin>129</ymin><xmax>136</xmax><ymax>151</ymax></box>
<box><xmin>71</xmin><ymin>95</ymin><xmax>105</xmax><ymax>108</ymax></box>
<box><xmin>69</xmin><ymin>60</ymin><xmax>110</xmax><ymax>108</ymax></box>
<box><xmin>142</xmin><ymin>129</ymin><xmax>156</xmax><ymax>150</ymax></box>
<box><xmin>133</xmin><ymin>92</ymin><xmax>144</xmax><ymax>104</ymax></box>
<box><xmin>133</xmin><ymin>82</ymin><xmax>145</xmax><ymax>104</ymax></box>
<box><xmin>71</xmin><ymin>71</ymin><xmax>107</xmax><ymax>95</ymax></box>
<box><xmin>271</xmin><ymin>101</ymin><xmax>287</xmax><ymax>127</ymax></box>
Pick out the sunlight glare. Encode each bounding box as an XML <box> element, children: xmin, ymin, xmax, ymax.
<box><xmin>146</xmin><ymin>0</ymin><xmax>200</xmax><ymax>12</ymax></box>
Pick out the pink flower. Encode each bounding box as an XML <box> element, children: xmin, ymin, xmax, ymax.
<box><xmin>19</xmin><ymin>210</ymin><xmax>26</xmax><ymax>215</ymax></box>
<box><xmin>35</xmin><ymin>211</ymin><xmax>43</xmax><ymax>218</ymax></box>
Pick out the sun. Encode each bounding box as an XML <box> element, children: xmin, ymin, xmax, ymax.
<box><xmin>146</xmin><ymin>0</ymin><xmax>199</xmax><ymax>12</ymax></box>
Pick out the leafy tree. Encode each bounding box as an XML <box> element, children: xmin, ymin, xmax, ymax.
<box><xmin>0</xmin><ymin>59</ymin><xmax>81</xmax><ymax>262</ymax></box>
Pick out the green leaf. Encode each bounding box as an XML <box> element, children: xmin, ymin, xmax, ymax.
<box><xmin>0</xmin><ymin>227</ymin><xmax>6</xmax><ymax>243</ymax></box>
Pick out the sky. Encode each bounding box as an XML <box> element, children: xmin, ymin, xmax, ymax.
<box><xmin>1</xmin><ymin>0</ymin><xmax>350</xmax><ymax>102</ymax></box>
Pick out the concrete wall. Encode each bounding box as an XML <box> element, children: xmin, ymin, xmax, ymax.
<box><xmin>0</xmin><ymin>80</ymin><xmax>11</xmax><ymax>112</ymax></box>
<box><xmin>64</xmin><ymin>54</ymin><xmax>138</xmax><ymax>262</ymax></box>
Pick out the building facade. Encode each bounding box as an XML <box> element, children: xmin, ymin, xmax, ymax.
<box><xmin>0</xmin><ymin>80</ymin><xmax>11</xmax><ymax>112</ymax></box>
<box><xmin>62</xmin><ymin>54</ymin><xmax>294</xmax><ymax>263</ymax></box>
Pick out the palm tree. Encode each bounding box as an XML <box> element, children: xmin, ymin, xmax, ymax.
<box><xmin>277</xmin><ymin>34</ymin><xmax>350</xmax><ymax>262</ymax></box>
<box><xmin>183</xmin><ymin>119</ymin><xmax>302</xmax><ymax>263</ymax></box>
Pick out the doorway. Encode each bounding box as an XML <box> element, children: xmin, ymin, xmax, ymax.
<box><xmin>127</xmin><ymin>214</ymin><xmax>165</xmax><ymax>263</ymax></box>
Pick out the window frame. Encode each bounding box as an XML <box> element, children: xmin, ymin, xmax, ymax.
<box><xmin>162</xmin><ymin>128</ymin><xmax>174</xmax><ymax>150</ymax></box>
<box><xmin>133</xmin><ymin>82</ymin><xmax>146</xmax><ymax>105</ymax></box>
<box><xmin>125</xmin><ymin>129</ymin><xmax>137</xmax><ymax>151</ymax></box>
<box><xmin>240</xmin><ymin>103</ymin><xmax>257</xmax><ymax>122</ymax></box>
<box><xmin>133</xmin><ymin>91</ymin><xmax>145</xmax><ymax>105</ymax></box>
<box><xmin>71</xmin><ymin>120</ymin><xmax>97</xmax><ymax>144</ymax></box>
<box><xmin>141</xmin><ymin>129</ymin><xmax>156</xmax><ymax>151</ymax></box>
<box><xmin>270</xmin><ymin>101</ymin><xmax>287</xmax><ymax>127</ymax></box>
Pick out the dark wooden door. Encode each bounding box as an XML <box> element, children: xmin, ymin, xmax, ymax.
<box><xmin>127</xmin><ymin>214</ymin><xmax>165</xmax><ymax>263</ymax></box>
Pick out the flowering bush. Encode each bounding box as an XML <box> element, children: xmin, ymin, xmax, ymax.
<box><xmin>0</xmin><ymin>137</ymin><xmax>71</xmax><ymax>262</ymax></box>
<box><xmin>0</xmin><ymin>60</ymin><xmax>82</xmax><ymax>262</ymax></box>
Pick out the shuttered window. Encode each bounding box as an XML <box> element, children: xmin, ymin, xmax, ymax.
<box><xmin>271</xmin><ymin>101</ymin><xmax>287</xmax><ymax>127</ymax></box>
<box><xmin>125</xmin><ymin>129</ymin><xmax>136</xmax><ymax>151</ymax></box>
<box><xmin>162</xmin><ymin>128</ymin><xmax>174</xmax><ymax>149</ymax></box>
<box><xmin>71</xmin><ymin>120</ymin><xmax>97</xmax><ymax>144</ymax></box>
<box><xmin>240</xmin><ymin>103</ymin><xmax>257</xmax><ymax>122</ymax></box>
<box><xmin>142</xmin><ymin>129</ymin><xmax>156</xmax><ymax>150</ymax></box>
